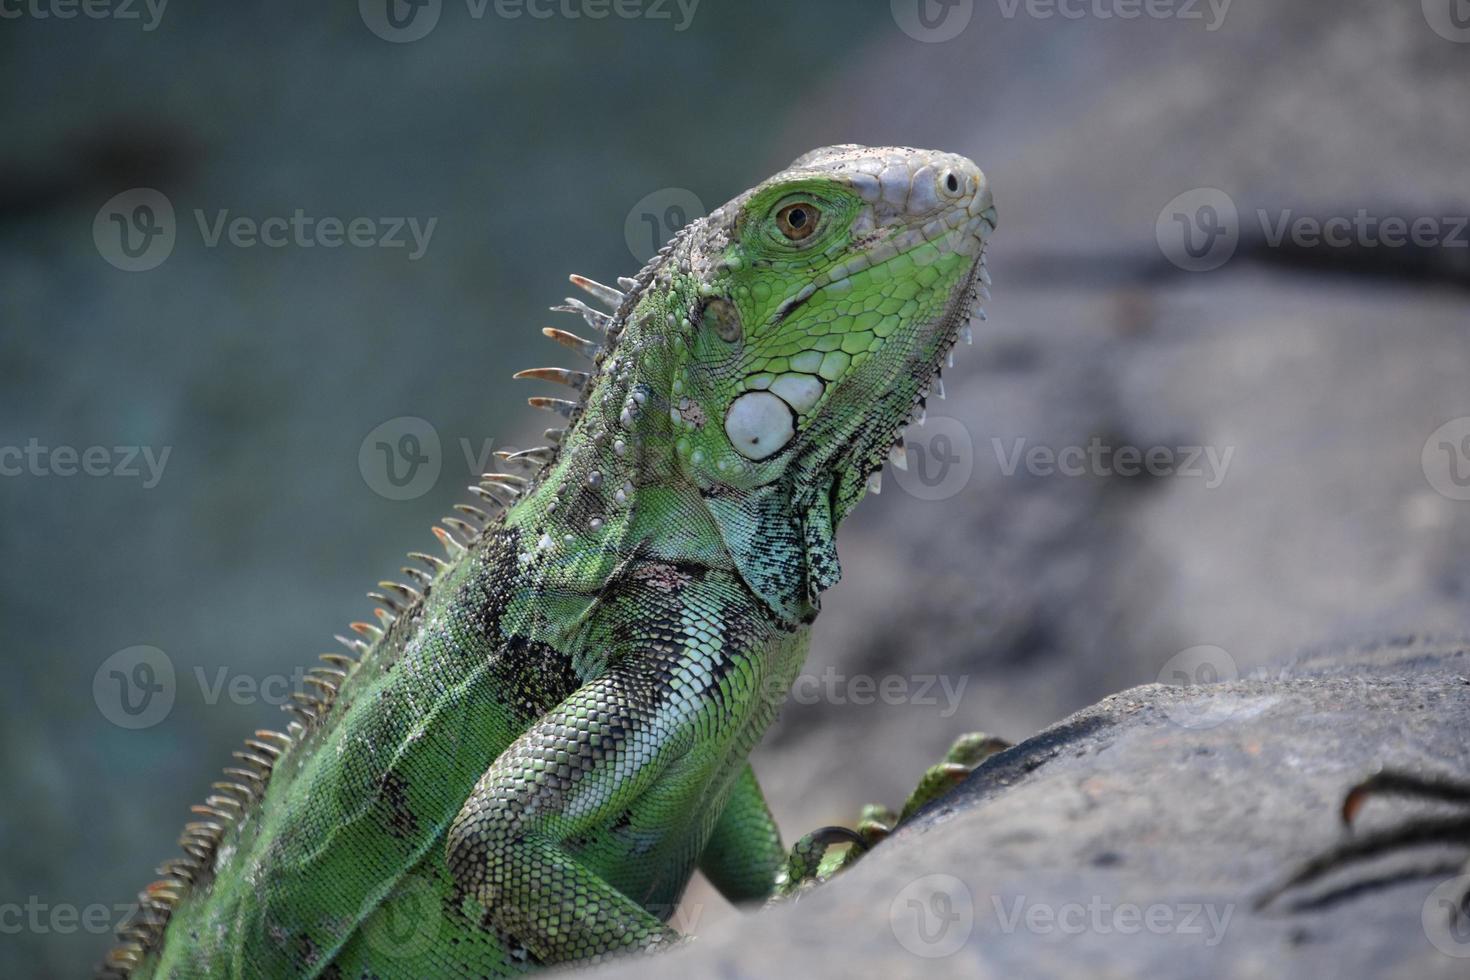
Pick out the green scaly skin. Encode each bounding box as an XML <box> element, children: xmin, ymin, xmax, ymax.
<box><xmin>102</xmin><ymin>144</ymin><xmax>996</xmax><ymax>978</ymax></box>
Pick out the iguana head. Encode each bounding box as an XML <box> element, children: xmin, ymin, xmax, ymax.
<box><xmin>666</xmin><ymin>145</ymin><xmax>994</xmax><ymax>503</ymax></box>
<box><xmin>658</xmin><ymin>144</ymin><xmax>995</xmax><ymax>619</ymax></box>
<box><xmin>522</xmin><ymin>145</ymin><xmax>993</xmax><ymax>622</ymax></box>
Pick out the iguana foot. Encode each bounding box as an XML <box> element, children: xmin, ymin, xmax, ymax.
<box><xmin>772</xmin><ymin>732</ymin><xmax>1011</xmax><ymax>898</ymax></box>
<box><xmin>1256</xmin><ymin>769</ymin><xmax>1470</xmax><ymax>911</ymax></box>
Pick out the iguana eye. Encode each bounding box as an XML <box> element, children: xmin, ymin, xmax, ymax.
<box><xmin>776</xmin><ymin>202</ymin><xmax>820</xmax><ymax>241</ymax></box>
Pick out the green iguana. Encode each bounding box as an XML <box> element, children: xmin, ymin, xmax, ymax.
<box><xmin>102</xmin><ymin>144</ymin><xmax>998</xmax><ymax>978</ymax></box>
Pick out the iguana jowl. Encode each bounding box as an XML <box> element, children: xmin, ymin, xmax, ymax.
<box><xmin>103</xmin><ymin>144</ymin><xmax>996</xmax><ymax>977</ymax></box>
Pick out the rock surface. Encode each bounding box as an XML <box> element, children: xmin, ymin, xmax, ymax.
<box><xmin>600</xmin><ymin>638</ymin><xmax>1470</xmax><ymax>979</ymax></box>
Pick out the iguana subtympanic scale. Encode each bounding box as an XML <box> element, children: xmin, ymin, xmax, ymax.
<box><xmin>102</xmin><ymin>144</ymin><xmax>996</xmax><ymax>978</ymax></box>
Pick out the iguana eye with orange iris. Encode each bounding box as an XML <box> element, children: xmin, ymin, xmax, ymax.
<box><xmin>776</xmin><ymin>202</ymin><xmax>820</xmax><ymax>241</ymax></box>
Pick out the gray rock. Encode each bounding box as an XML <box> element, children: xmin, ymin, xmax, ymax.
<box><xmin>599</xmin><ymin>638</ymin><xmax>1470</xmax><ymax>980</ymax></box>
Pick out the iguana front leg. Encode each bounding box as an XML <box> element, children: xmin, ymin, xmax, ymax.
<box><xmin>446</xmin><ymin>666</ymin><xmax>688</xmax><ymax>963</ymax></box>
<box><xmin>697</xmin><ymin>764</ymin><xmax>787</xmax><ymax>904</ymax></box>
<box><xmin>445</xmin><ymin>578</ymin><xmax>781</xmax><ymax>965</ymax></box>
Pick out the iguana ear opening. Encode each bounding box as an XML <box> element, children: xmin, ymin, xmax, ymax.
<box><xmin>703</xmin><ymin>482</ymin><xmax>841</xmax><ymax>625</ymax></box>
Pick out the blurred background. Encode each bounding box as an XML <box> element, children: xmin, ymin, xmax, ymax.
<box><xmin>3</xmin><ymin>1</ymin><xmax>1469</xmax><ymax>974</ymax></box>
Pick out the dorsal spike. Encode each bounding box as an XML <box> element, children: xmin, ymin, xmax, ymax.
<box><xmin>157</xmin><ymin>857</ymin><xmax>200</xmax><ymax>879</ymax></box>
<box><xmin>349</xmin><ymin>621</ymin><xmax>383</xmax><ymax>641</ymax></box>
<box><xmin>144</xmin><ymin>879</ymin><xmax>185</xmax><ymax>901</ymax></box>
<box><xmin>480</xmin><ymin>472</ymin><xmax>530</xmax><ymax>490</ymax></box>
<box><xmin>379</xmin><ymin>580</ymin><xmax>422</xmax><ymax>603</ymax></box>
<box><xmin>442</xmin><ymin>517</ymin><xmax>479</xmax><ymax>541</ymax></box>
<box><xmin>253</xmin><ymin>729</ymin><xmax>292</xmax><ymax>746</ymax></box>
<box><xmin>454</xmin><ymin>503</ymin><xmax>491</xmax><ymax>524</ymax></box>
<box><xmin>544</xmin><ymin>428</ymin><xmax>565</xmax><ymax>445</ymax></box>
<box><xmin>202</xmin><ymin>794</ymin><xmax>242</xmax><ymax>813</ymax></box>
<box><xmin>407</xmin><ymin>551</ymin><xmax>449</xmax><ymax>572</ymax></box>
<box><xmin>617</xmin><ymin>276</ymin><xmax>639</xmax><ymax>291</ymax></box>
<box><xmin>569</xmin><ymin>273</ymin><xmax>625</xmax><ymax>309</ymax></box>
<box><xmin>888</xmin><ymin>442</ymin><xmax>909</xmax><ymax>471</ymax></box>
<box><xmin>401</xmin><ymin>565</ymin><xmax>433</xmax><ymax>587</ymax></box>
<box><xmin>310</xmin><ymin>664</ymin><xmax>348</xmax><ymax>681</ymax></box>
<box><xmin>243</xmin><ymin>739</ymin><xmax>282</xmax><ymax>759</ymax></box>
<box><xmin>468</xmin><ymin>484</ymin><xmax>513</xmax><ymax>509</ymax></box>
<box><xmin>283</xmin><ymin>704</ymin><xmax>316</xmax><ymax>725</ymax></box>
<box><xmin>551</xmin><ymin>297</ymin><xmax>612</xmax><ymax>333</ymax></box>
<box><xmin>231</xmin><ymin>749</ymin><xmax>275</xmax><ymax>772</ymax></box>
<box><xmin>222</xmin><ymin>766</ymin><xmax>266</xmax><ymax>787</ymax></box>
<box><xmin>431</xmin><ymin>525</ymin><xmax>467</xmax><ymax>558</ymax></box>
<box><xmin>334</xmin><ymin>633</ymin><xmax>368</xmax><ymax>655</ymax></box>
<box><xmin>318</xmin><ymin>652</ymin><xmax>355</xmax><ymax>672</ymax></box>
<box><xmin>367</xmin><ymin>591</ymin><xmax>402</xmax><ymax>613</ymax></box>
<box><xmin>505</xmin><ymin>446</ymin><xmax>556</xmax><ymax>466</ymax></box>
<box><xmin>302</xmin><ymin>675</ymin><xmax>337</xmax><ymax>697</ymax></box>
<box><xmin>189</xmin><ymin>804</ymin><xmax>234</xmax><ymax>822</ymax></box>
<box><xmin>541</xmin><ymin>326</ymin><xmax>600</xmax><ymax>359</ymax></box>
<box><xmin>373</xmin><ymin>607</ymin><xmax>396</xmax><ymax>628</ymax></box>
<box><xmin>106</xmin><ymin>944</ymin><xmax>144</xmax><ymax>969</ymax></box>
<box><xmin>527</xmin><ymin>396</ymin><xmax>578</xmax><ymax>418</ymax></box>
<box><xmin>513</xmin><ymin>366</ymin><xmax>590</xmax><ymax>391</ymax></box>
<box><xmin>493</xmin><ymin>449</ymin><xmax>537</xmax><ymax>471</ymax></box>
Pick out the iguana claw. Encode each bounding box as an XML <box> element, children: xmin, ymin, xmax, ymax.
<box><xmin>772</xmin><ymin>732</ymin><xmax>1011</xmax><ymax>899</ymax></box>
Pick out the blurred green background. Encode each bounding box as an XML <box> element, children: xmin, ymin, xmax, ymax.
<box><xmin>3</xmin><ymin>1</ymin><xmax>1469</xmax><ymax>975</ymax></box>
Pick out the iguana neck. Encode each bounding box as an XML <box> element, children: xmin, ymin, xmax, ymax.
<box><xmin>503</xmin><ymin>283</ymin><xmax>734</xmax><ymax>597</ymax></box>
